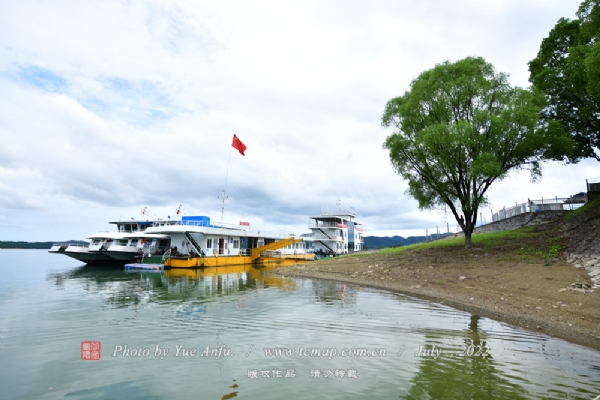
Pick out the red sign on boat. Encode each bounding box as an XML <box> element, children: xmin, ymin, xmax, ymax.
<box><xmin>240</xmin><ymin>221</ymin><xmax>250</xmax><ymax>226</ymax></box>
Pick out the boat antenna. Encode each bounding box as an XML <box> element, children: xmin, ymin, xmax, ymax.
<box><xmin>220</xmin><ymin>144</ymin><xmax>234</xmax><ymax>227</ymax></box>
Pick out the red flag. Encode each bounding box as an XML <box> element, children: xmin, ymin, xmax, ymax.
<box><xmin>232</xmin><ymin>134</ymin><xmax>246</xmax><ymax>156</ymax></box>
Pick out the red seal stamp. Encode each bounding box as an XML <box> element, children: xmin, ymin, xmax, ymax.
<box><xmin>81</xmin><ymin>341</ymin><xmax>101</xmax><ymax>360</ymax></box>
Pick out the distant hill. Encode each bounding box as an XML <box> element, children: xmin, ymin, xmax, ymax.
<box><xmin>363</xmin><ymin>234</ymin><xmax>451</xmax><ymax>250</ymax></box>
<box><xmin>0</xmin><ymin>240</ymin><xmax>88</xmax><ymax>249</ymax></box>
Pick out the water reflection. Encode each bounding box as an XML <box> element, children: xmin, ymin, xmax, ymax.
<box><xmin>405</xmin><ymin>315</ymin><xmax>531</xmax><ymax>400</ymax></box>
<box><xmin>46</xmin><ymin>263</ymin><xmax>300</xmax><ymax>307</ymax></box>
<box><xmin>311</xmin><ymin>282</ymin><xmax>358</xmax><ymax>307</ymax></box>
<box><xmin>35</xmin><ymin>261</ymin><xmax>600</xmax><ymax>400</ymax></box>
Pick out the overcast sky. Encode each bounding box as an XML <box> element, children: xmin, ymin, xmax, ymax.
<box><xmin>0</xmin><ymin>0</ymin><xmax>597</xmax><ymax>242</ymax></box>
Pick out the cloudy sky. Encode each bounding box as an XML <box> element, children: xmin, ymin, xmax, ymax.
<box><xmin>0</xmin><ymin>0</ymin><xmax>597</xmax><ymax>242</ymax></box>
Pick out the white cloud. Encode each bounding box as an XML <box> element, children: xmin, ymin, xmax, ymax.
<box><xmin>0</xmin><ymin>0</ymin><xmax>590</xmax><ymax>241</ymax></box>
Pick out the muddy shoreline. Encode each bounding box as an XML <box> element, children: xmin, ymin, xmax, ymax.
<box><xmin>272</xmin><ymin>251</ymin><xmax>600</xmax><ymax>352</ymax></box>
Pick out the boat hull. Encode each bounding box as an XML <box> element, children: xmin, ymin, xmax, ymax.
<box><xmin>61</xmin><ymin>245</ymin><xmax>123</xmax><ymax>264</ymax></box>
<box><xmin>63</xmin><ymin>252</ymin><xmax>122</xmax><ymax>264</ymax></box>
<box><xmin>164</xmin><ymin>254</ymin><xmax>313</xmax><ymax>269</ymax></box>
<box><xmin>105</xmin><ymin>250</ymin><xmax>140</xmax><ymax>261</ymax></box>
<box><xmin>166</xmin><ymin>255</ymin><xmax>253</xmax><ymax>268</ymax></box>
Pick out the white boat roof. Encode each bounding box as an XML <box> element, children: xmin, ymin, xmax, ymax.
<box><xmin>86</xmin><ymin>232</ymin><xmax>128</xmax><ymax>240</ymax></box>
<box><xmin>144</xmin><ymin>224</ymin><xmax>300</xmax><ymax>240</ymax></box>
<box><xmin>121</xmin><ymin>233</ymin><xmax>170</xmax><ymax>239</ymax></box>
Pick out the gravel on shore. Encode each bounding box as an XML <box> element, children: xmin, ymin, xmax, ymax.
<box><xmin>272</xmin><ymin>249</ymin><xmax>600</xmax><ymax>351</ymax></box>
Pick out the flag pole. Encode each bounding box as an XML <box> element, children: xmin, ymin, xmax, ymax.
<box><xmin>220</xmin><ymin>144</ymin><xmax>234</xmax><ymax>227</ymax></box>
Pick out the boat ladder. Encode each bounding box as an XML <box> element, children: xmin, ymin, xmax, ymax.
<box><xmin>316</xmin><ymin>228</ymin><xmax>334</xmax><ymax>240</ymax></box>
<box><xmin>162</xmin><ymin>248</ymin><xmax>172</xmax><ymax>263</ymax></box>
<box><xmin>184</xmin><ymin>232</ymin><xmax>203</xmax><ymax>255</ymax></box>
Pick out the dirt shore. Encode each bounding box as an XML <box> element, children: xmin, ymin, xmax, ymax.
<box><xmin>272</xmin><ymin>244</ymin><xmax>600</xmax><ymax>351</ymax></box>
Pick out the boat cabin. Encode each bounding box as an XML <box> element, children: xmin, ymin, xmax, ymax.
<box><xmin>308</xmin><ymin>209</ymin><xmax>364</xmax><ymax>255</ymax></box>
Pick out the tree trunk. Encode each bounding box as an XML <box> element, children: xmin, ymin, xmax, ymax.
<box><xmin>464</xmin><ymin>233</ymin><xmax>472</xmax><ymax>248</ymax></box>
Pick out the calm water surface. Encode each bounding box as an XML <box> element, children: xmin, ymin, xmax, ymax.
<box><xmin>0</xmin><ymin>250</ymin><xmax>599</xmax><ymax>399</ymax></box>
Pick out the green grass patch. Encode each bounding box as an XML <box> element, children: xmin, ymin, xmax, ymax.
<box><xmin>564</xmin><ymin>197</ymin><xmax>600</xmax><ymax>220</ymax></box>
<box><xmin>376</xmin><ymin>225</ymin><xmax>564</xmax><ymax>266</ymax></box>
<box><xmin>379</xmin><ymin>227</ymin><xmax>539</xmax><ymax>255</ymax></box>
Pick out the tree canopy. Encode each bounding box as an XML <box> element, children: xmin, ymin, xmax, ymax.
<box><xmin>529</xmin><ymin>0</ymin><xmax>600</xmax><ymax>162</ymax></box>
<box><xmin>382</xmin><ymin>57</ymin><xmax>569</xmax><ymax>247</ymax></box>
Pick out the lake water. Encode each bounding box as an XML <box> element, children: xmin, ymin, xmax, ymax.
<box><xmin>1</xmin><ymin>250</ymin><xmax>599</xmax><ymax>399</ymax></box>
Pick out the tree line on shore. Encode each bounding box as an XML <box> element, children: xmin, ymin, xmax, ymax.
<box><xmin>0</xmin><ymin>241</ymin><xmax>87</xmax><ymax>249</ymax></box>
<box><xmin>363</xmin><ymin>234</ymin><xmax>452</xmax><ymax>250</ymax></box>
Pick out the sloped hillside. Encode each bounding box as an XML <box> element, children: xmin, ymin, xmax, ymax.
<box><xmin>559</xmin><ymin>199</ymin><xmax>600</xmax><ymax>256</ymax></box>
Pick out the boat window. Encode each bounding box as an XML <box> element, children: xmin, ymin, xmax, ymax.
<box><xmin>130</xmin><ymin>239</ymin><xmax>138</xmax><ymax>246</ymax></box>
<box><xmin>132</xmin><ymin>224</ymin><xmax>137</xmax><ymax>231</ymax></box>
<box><xmin>233</xmin><ymin>240</ymin><xmax>239</xmax><ymax>249</ymax></box>
<box><xmin>117</xmin><ymin>224</ymin><xmax>123</xmax><ymax>232</ymax></box>
<box><xmin>92</xmin><ymin>239</ymin><xmax>101</xmax><ymax>245</ymax></box>
<box><xmin>207</xmin><ymin>239</ymin><xmax>212</xmax><ymax>248</ymax></box>
<box><xmin>119</xmin><ymin>239</ymin><xmax>128</xmax><ymax>246</ymax></box>
<box><xmin>124</xmin><ymin>224</ymin><xmax>131</xmax><ymax>232</ymax></box>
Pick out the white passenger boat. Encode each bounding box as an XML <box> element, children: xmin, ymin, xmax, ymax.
<box><xmin>49</xmin><ymin>218</ymin><xmax>171</xmax><ymax>264</ymax></box>
<box><xmin>306</xmin><ymin>208</ymin><xmax>364</xmax><ymax>255</ymax></box>
<box><xmin>48</xmin><ymin>205</ymin><xmax>364</xmax><ymax>266</ymax></box>
<box><xmin>104</xmin><ymin>233</ymin><xmax>171</xmax><ymax>261</ymax></box>
<box><xmin>144</xmin><ymin>216</ymin><xmax>314</xmax><ymax>268</ymax></box>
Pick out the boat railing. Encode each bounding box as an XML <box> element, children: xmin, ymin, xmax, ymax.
<box><xmin>309</xmin><ymin>221</ymin><xmax>345</xmax><ymax>229</ymax></box>
<box><xmin>162</xmin><ymin>248</ymin><xmax>172</xmax><ymax>263</ymax></box>
<box><xmin>141</xmin><ymin>247</ymin><xmax>152</xmax><ymax>261</ymax></box>
<box><xmin>51</xmin><ymin>243</ymin><xmax>69</xmax><ymax>248</ymax></box>
<box><xmin>151</xmin><ymin>218</ymin><xmax>311</xmax><ymax>239</ymax></box>
<box><xmin>311</xmin><ymin>232</ymin><xmax>342</xmax><ymax>241</ymax></box>
<box><xmin>151</xmin><ymin>220</ymin><xmax>249</xmax><ymax>230</ymax></box>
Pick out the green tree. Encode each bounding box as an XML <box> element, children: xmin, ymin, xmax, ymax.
<box><xmin>529</xmin><ymin>0</ymin><xmax>600</xmax><ymax>162</ymax></box>
<box><xmin>382</xmin><ymin>57</ymin><xmax>569</xmax><ymax>247</ymax></box>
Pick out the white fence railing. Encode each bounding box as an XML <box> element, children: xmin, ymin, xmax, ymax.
<box><xmin>587</xmin><ymin>177</ymin><xmax>600</xmax><ymax>192</ymax></box>
<box><xmin>492</xmin><ymin>197</ymin><xmax>585</xmax><ymax>222</ymax></box>
<box><xmin>414</xmin><ymin>190</ymin><xmax>592</xmax><ymax>243</ymax></box>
